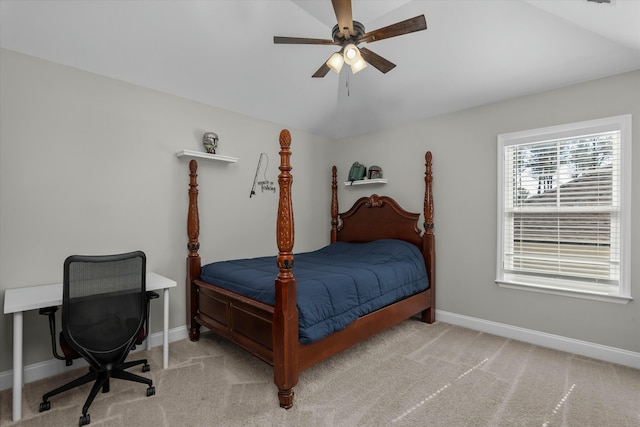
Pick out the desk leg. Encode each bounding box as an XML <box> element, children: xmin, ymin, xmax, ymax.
<box><xmin>12</xmin><ymin>311</ymin><xmax>23</xmax><ymax>422</ymax></box>
<box><xmin>163</xmin><ymin>287</ymin><xmax>169</xmax><ymax>369</ymax></box>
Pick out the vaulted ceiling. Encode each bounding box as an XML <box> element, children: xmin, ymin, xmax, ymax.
<box><xmin>1</xmin><ymin>0</ymin><xmax>639</xmax><ymax>139</ymax></box>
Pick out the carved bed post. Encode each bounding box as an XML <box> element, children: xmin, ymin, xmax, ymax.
<box><xmin>187</xmin><ymin>159</ymin><xmax>202</xmax><ymax>341</ymax></box>
<box><xmin>422</xmin><ymin>151</ymin><xmax>436</xmax><ymax>323</ymax></box>
<box><xmin>330</xmin><ymin>166</ymin><xmax>338</xmax><ymax>243</ymax></box>
<box><xmin>273</xmin><ymin>129</ymin><xmax>299</xmax><ymax>409</ymax></box>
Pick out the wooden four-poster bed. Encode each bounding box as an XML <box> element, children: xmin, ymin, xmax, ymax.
<box><xmin>185</xmin><ymin>129</ymin><xmax>435</xmax><ymax>409</ymax></box>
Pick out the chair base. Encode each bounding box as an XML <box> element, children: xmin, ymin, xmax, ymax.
<box><xmin>40</xmin><ymin>358</ymin><xmax>154</xmax><ymax>426</ymax></box>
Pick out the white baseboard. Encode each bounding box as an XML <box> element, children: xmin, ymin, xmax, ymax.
<box><xmin>0</xmin><ymin>326</ymin><xmax>190</xmax><ymax>392</ymax></box>
<box><xmin>436</xmin><ymin>310</ymin><xmax>640</xmax><ymax>369</ymax></box>
<box><xmin>3</xmin><ymin>315</ymin><xmax>638</xmax><ymax>392</ymax></box>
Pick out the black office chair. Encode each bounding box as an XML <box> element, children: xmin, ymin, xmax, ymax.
<box><xmin>38</xmin><ymin>251</ymin><xmax>157</xmax><ymax>426</ymax></box>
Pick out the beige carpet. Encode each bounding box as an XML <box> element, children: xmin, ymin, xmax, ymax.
<box><xmin>1</xmin><ymin>320</ymin><xmax>639</xmax><ymax>427</ymax></box>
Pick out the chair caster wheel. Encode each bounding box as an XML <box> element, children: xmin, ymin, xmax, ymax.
<box><xmin>142</xmin><ymin>363</ymin><xmax>150</xmax><ymax>372</ymax></box>
<box><xmin>39</xmin><ymin>401</ymin><xmax>51</xmax><ymax>412</ymax></box>
<box><xmin>146</xmin><ymin>385</ymin><xmax>155</xmax><ymax>396</ymax></box>
<box><xmin>79</xmin><ymin>413</ymin><xmax>90</xmax><ymax>426</ymax></box>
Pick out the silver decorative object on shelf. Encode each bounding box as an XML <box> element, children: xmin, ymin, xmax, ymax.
<box><xmin>203</xmin><ymin>132</ymin><xmax>218</xmax><ymax>154</ymax></box>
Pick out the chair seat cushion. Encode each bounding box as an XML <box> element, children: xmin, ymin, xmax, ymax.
<box><xmin>60</xmin><ymin>327</ymin><xmax>145</xmax><ymax>362</ymax></box>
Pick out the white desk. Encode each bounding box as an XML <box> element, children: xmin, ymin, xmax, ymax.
<box><xmin>3</xmin><ymin>272</ymin><xmax>177</xmax><ymax>422</ymax></box>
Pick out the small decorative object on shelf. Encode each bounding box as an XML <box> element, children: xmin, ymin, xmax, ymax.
<box><xmin>368</xmin><ymin>165</ymin><xmax>383</xmax><ymax>179</ymax></box>
<box><xmin>203</xmin><ymin>132</ymin><xmax>218</xmax><ymax>154</ymax></box>
<box><xmin>348</xmin><ymin>162</ymin><xmax>367</xmax><ymax>182</ymax></box>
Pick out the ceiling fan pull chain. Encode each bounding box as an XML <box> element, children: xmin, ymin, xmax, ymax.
<box><xmin>346</xmin><ymin>71</ymin><xmax>350</xmax><ymax>97</ymax></box>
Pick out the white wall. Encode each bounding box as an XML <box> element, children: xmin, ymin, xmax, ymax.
<box><xmin>0</xmin><ymin>49</ymin><xmax>332</xmax><ymax>372</ymax></box>
<box><xmin>332</xmin><ymin>70</ymin><xmax>640</xmax><ymax>354</ymax></box>
<box><xmin>1</xmin><ymin>48</ymin><xmax>638</xmax><ymax>378</ymax></box>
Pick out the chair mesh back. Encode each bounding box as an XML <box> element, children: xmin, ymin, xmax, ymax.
<box><xmin>63</xmin><ymin>252</ymin><xmax>146</xmax><ymax>358</ymax></box>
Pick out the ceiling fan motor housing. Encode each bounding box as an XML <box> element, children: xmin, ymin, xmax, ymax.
<box><xmin>332</xmin><ymin>21</ymin><xmax>365</xmax><ymax>45</ymax></box>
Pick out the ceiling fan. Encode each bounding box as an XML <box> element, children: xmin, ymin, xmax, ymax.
<box><xmin>274</xmin><ymin>0</ymin><xmax>427</xmax><ymax>78</ymax></box>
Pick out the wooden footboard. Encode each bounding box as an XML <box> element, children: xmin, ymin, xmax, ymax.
<box><xmin>185</xmin><ymin>129</ymin><xmax>435</xmax><ymax>409</ymax></box>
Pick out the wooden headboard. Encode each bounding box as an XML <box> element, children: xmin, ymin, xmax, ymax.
<box><xmin>334</xmin><ymin>194</ymin><xmax>422</xmax><ymax>247</ymax></box>
<box><xmin>329</xmin><ymin>152</ymin><xmax>434</xmax><ymax>253</ymax></box>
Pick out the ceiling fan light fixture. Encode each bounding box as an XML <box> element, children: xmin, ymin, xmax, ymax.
<box><xmin>351</xmin><ymin>58</ymin><xmax>367</xmax><ymax>74</ymax></box>
<box><xmin>326</xmin><ymin>52</ymin><xmax>344</xmax><ymax>73</ymax></box>
<box><xmin>343</xmin><ymin>43</ymin><xmax>360</xmax><ymax>65</ymax></box>
<box><xmin>274</xmin><ymin>3</ymin><xmax>427</xmax><ymax>79</ymax></box>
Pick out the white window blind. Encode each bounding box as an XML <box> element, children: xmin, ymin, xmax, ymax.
<box><xmin>497</xmin><ymin>115</ymin><xmax>631</xmax><ymax>301</ymax></box>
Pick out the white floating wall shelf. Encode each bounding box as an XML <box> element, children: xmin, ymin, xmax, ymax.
<box><xmin>176</xmin><ymin>150</ymin><xmax>238</xmax><ymax>163</ymax></box>
<box><xmin>343</xmin><ymin>178</ymin><xmax>387</xmax><ymax>186</ymax></box>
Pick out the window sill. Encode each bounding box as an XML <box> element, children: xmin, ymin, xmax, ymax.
<box><xmin>495</xmin><ymin>280</ymin><xmax>632</xmax><ymax>304</ymax></box>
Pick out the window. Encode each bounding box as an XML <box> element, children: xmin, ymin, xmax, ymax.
<box><xmin>497</xmin><ymin>115</ymin><xmax>631</xmax><ymax>302</ymax></box>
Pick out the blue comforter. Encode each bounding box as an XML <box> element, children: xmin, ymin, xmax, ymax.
<box><xmin>200</xmin><ymin>239</ymin><xmax>428</xmax><ymax>344</ymax></box>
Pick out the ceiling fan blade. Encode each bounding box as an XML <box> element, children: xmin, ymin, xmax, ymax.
<box><xmin>359</xmin><ymin>47</ymin><xmax>396</xmax><ymax>74</ymax></box>
<box><xmin>360</xmin><ymin>15</ymin><xmax>427</xmax><ymax>43</ymax></box>
<box><xmin>274</xmin><ymin>36</ymin><xmax>337</xmax><ymax>45</ymax></box>
<box><xmin>312</xmin><ymin>62</ymin><xmax>331</xmax><ymax>78</ymax></box>
<box><xmin>332</xmin><ymin>0</ymin><xmax>354</xmax><ymax>38</ymax></box>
